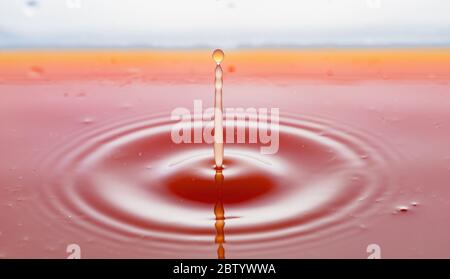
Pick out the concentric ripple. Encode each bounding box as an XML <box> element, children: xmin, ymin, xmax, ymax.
<box><xmin>35</xmin><ymin>112</ymin><xmax>398</xmax><ymax>257</ymax></box>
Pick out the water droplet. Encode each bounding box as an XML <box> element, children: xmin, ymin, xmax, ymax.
<box><xmin>82</xmin><ymin>118</ymin><xmax>93</xmax><ymax>124</ymax></box>
<box><xmin>433</xmin><ymin>122</ymin><xmax>442</xmax><ymax>128</ymax></box>
<box><xmin>212</xmin><ymin>49</ymin><xmax>224</xmax><ymax>65</ymax></box>
<box><xmin>138</xmin><ymin>152</ymin><xmax>143</xmax><ymax>157</ymax></box>
<box><xmin>396</xmin><ymin>206</ymin><xmax>409</xmax><ymax>213</ymax></box>
<box><xmin>227</xmin><ymin>65</ymin><xmax>236</xmax><ymax>73</ymax></box>
<box><xmin>411</xmin><ymin>201</ymin><xmax>419</xmax><ymax>207</ymax></box>
<box><xmin>28</xmin><ymin>65</ymin><xmax>44</xmax><ymax>78</ymax></box>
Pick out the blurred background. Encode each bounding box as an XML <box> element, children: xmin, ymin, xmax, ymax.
<box><xmin>1</xmin><ymin>0</ymin><xmax>450</xmax><ymax>49</ymax></box>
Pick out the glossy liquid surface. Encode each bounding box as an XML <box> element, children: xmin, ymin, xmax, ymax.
<box><xmin>0</xmin><ymin>50</ymin><xmax>450</xmax><ymax>258</ymax></box>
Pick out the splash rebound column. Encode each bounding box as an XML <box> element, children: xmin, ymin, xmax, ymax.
<box><xmin>212</xmin><ymin>49</ymin><xmax>225</xmax><ymax>169</ymax></box>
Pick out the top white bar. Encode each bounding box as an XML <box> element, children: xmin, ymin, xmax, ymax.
<box><xmin>1</xmin><ymin>0</ymin><xmax>449</xmax><ymax>48</ymax></box>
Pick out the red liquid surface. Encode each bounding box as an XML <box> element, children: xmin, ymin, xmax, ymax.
<box><xmin>1</xmin><ymin>50</ymin><xmax>450</xmax><ymax>258</ymax></box>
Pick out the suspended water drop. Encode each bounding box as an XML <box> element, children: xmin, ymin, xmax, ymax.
<box><xmin>212</xmin><ymin>49</ymin><xmax>224</xmax><ymax>65</ymax></box>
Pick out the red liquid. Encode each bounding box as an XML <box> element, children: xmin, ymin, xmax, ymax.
<box><xmin>1</xmin><ymin>50</ymin><xmax>450</xmax><ymax>258</ymax></box>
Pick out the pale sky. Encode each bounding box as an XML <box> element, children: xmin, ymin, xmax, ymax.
<box><xmin>0</xmin><ymin>0</ymin><xmax>449</xmax><ymax>48</ymax></box>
